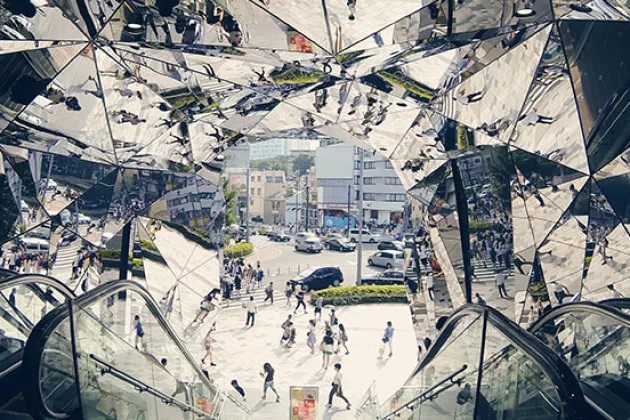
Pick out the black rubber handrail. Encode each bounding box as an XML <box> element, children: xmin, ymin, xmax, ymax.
<box><xmin>529</xmin><ymin>300</ymin><xmax>630</xmax><ymax>334</ymax></box>
<box><xmin>21</xmin><ymin>277</ymin><xmax>249</xmax><ymax>420</ymax></box>
<box><xmin>0</xmin><ymin>273</ymin><xmax>75</xmax><ymax>300</ymax></box>
<box><xmin>406</xmin><ymin>304</ymin><xmax>588</xmax><ymax>419</ymax></box>
<box><xmin>599</xmin><ymin>297</ymin><xmax>630</xmax><ymax>311</ymax></box>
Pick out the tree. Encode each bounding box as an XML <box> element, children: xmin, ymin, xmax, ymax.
<box><xmin>222</xmin><ymin>177</ymin><xmax>238</xmax><ymax>227</ymax></box>
<box><xmin>251</xmin><ymin>155</ymin><xmax>291</xmax><ymax>172</ymax></box>
<box><xmin>293</xmin><ymin>153</ymin><xmax>315</xmax><ymax>176</ymax></box>
<box><xmin>487</xmin><ymin>147</ymin><xmax>513</xmax><ymax>209</ymax></box>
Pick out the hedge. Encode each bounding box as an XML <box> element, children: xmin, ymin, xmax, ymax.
<box><xmin>224</xmin><ymin>242</ymin><xmax>254</xmax><ymax>258</ymax></box>
<box><xmin>469</xmin><ymin>221</ymin><xmax>493</xmax><ymax>233</ymax></box>
<box><xmin>139</xmin><ymin>238</ymin><xmax>158</xmax><ymax>252</ymax></box>
<box><xmin>310</xmin><ymin>285</ymin><xmax>408</xmax><ymax>306</ymax></box>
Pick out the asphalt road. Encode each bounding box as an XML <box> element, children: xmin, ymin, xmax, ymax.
<box><xmin>243</xmin><ymin>234</ymin><xmax>393</xmax><ymax>286</ymax></box>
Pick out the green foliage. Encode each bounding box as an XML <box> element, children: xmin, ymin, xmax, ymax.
<box><xmin>469</xmin><ymin>221</ymin><xmax>493</xmax><ymax>233</ymax></box>
<box><xmin>139</xmin><ymin>238</ymin><xmax>158</xmax><ymax>252</ymax></box>
<box><xmin>132</xmin><ymin>258</ymin><xmax>144</xmax><ymax>269</ymax></box>
<box><xmin>292</xmin><ymin>153</ymin><xmax>315</xmax><ymax>176</ymax></box>
<box><xmin>310</xmin><ymin>285</ymin><xmax>408</xmax><ymax>306</ymax></box>
<box><xmin>271</xmin><ymin>68</ymin><xmax>326</xmax><ymax>85</ymax></box>
<box><xmin>222</xmin><ymin>177</ymin><xmax>238</xmax><ymax>227</ymax></box>
<box><xmin>251</xmin><ymin>156</ymin><xmax>292</xmax><ymax>172</ymax></box>
<box><xmin>225</xmin><ymin>242</ymin><xmax>254</xmax><ymax>258</ymax></box>
<box><xmin>457</xmin><ymin>126</ymin><xmax>470</xmax><ymax>149</ymax></box>
<box><xmin>376</xmin><ymin>71</ymin><xmax>434</xmax><ymax>102</ymax></box>
<box><xmin>487</xmin><ymin>147</ymin><xmax>513</xmax><ymax>208</ymax></box>
<box><xmin>528</xmin><ymin>280</ymin><xmax>550</xmax><ymax>301</ymax></box>
<box><xmin>97</xmin><ymin>249</ymin><xmax>122</xmax><ymax>260</ymax></box>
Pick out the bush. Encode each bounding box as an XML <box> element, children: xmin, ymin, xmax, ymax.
<box><xmin>97</xmin><ymin>249</ymin><xmax>121</xmax><ymax>261</ymax></box>
<box><xmin>310</xmin><ymin>285</ymin><xmax>408</xmax><ymax>306</ymax></box>
<box><xmin>469</xmin><ymin>221</ymin><xmax>493</xmax><ymax>233</ymax></box>
<box><xmin>139</xmin><ymin>238</ymin><xmax>158</xmax><ymax>252</ymax></box>
<box><xmin>225</xmin><ymin>242</ymin><xmax>254</xmax><ymax>258</ymax></box>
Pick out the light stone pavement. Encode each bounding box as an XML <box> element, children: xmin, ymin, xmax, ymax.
<box><xmin>203</xmin><ymin>302</ymin><xmax>418</xmax><ymax>420</ymax></box>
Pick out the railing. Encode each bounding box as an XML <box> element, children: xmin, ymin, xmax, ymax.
<box><xmin>90</xmin><ymin>354</ymin><xmax>214</xmax><ymax>419</ymax></box>
<box><xmin>355</xmin><ymin>381</ymin><xmax>380</xmax><ymax>420</ymax></box>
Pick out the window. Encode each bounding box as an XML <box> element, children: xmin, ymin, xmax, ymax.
<box><xmin>364</xmin><ymin>177</ymin><xmax>376</xmax><ymax>185</ymax></box>
<box><xmin>354</xmin><ymin>176</ymin><xmax>360</xmax><ymax>185</ymax></box>
<box><xmin>266</xmin><ymin>177</ymin><xmax>273</xmax><ymax>182</ymax></box>
<box><xmin>274</xmin><ymin>177</ymin><xmax>283</xmax><ymax>183</ymax></box>
<box><xmin>385</xmin><ymin>161</ymin><xmax>394</xmax><ymax>169</ymax></box>
<box><xmin>250</xmin><ymin>188</ymin><xmax>255</xmax><ymax>195</ymax></box>
<box><xmin>385</xmin><ymin>177</ymin><xmax>401</xmax><ymax>185</ymax></box>
<box><xmin>354</xmin><ymin>160</ymin><xmax>361</xmax><ymax>169</ymax></box>
<box><xmin>386</xmin><ymin>194</ymin><xmax>406</xmax><ymax>202</ymax></box>
<box><xmin>364</xmin><ymin>161</ymin><xmax>376</xmax><ymax>169</ymax></box>
<box><xmin>257</xmin><ymin>188</ymin><xmax>262</xmax><ymax>195</ymax></box>
<box><xmin>250</xmin><ymin>199</ymin><xmax>254</xmax><ymax>205</ymax></box>
<box><xmin>250</xmin><ymin>176</ymin><xmax>255</xmax><ymax>182</ymax></box>
<box><xmin>257</xmin><ymin>176</ymin><xmax>262</xmax><ymax>182</ymax></box>
<box><xmin>355</xmin><ymin>191</ymin><xmax>360</xmax><ymax>201</ymax></box>
<box><xmin>363</xmin><ymin>193</ymin><xmax>375</xmax><ymax>201</ymax></box>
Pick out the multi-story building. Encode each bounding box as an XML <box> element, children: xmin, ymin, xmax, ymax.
<box><xmin>248</xmin><ymin>170</ymin><xmax>286</xmax><ymax>224</ymax></box>
<box><xmin>358</xmin><ymin>151</ymin><xmax>407</xmax><ymax>224</ymax></box>
<box><xmin>250</xmin><ymin>138</ymin><xmax>319</xmax><ymax>160</ymax></box>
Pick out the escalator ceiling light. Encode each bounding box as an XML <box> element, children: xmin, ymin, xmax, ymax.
<box><xmin>569</xmin><ymin>3</ymin><xmax>593</xmax><ymax>11</ymax></box>
<box><xmin>126</xmin><ymin>23</ymin><xmax>143</xmax><ymax>30</ymax></box>
<box><xmin>515</xmin><ymin>7</ymin><xmax>536</xmax><ymax>16</ymax></box>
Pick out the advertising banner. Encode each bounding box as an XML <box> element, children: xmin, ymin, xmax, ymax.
<box><xmin>290</xmin><ymin>386</ymin><xmax>318</xmax><ymax>420</ymax></box>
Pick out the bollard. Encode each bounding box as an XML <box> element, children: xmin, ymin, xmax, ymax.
<box><xmin>298</xmin><ymin>265</ymin><xmax>300</xmax><ymax>274</ymax></box>
<box><xmin>277</xmin><ymin>267</ymin><xmax>280</xmax><ymax>275</ymax></box>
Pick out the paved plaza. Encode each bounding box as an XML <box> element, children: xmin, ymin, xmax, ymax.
<box><xmin>202</xmin><ymin>302</ymin><xmax>418</xmax><ymax>420</ymax></box>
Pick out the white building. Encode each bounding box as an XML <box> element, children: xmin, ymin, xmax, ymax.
<box><xmin>250</xmin><ymin>138</ymin><xmax>319</xmax><ymax>160</ymax></box>
<box><xmin>315</xmin><ymin>144</ymin><xmax>407</xmax><ymax>226</ymax></box>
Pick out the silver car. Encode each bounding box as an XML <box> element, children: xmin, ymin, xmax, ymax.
<box><xmin>295</xmin><ymin>238</ymin><xmax>323</xmax><ymax>253</ymax></box>
<box><xmin>368</xmin><ymin>251</ymin><xmax>404</xmax><ymax>269</ymax></box>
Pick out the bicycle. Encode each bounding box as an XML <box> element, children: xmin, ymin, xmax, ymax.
<box><xmin>332</xmin><ymin>291</ymin><xmax>361</xmax><ymax>306</ymax></box>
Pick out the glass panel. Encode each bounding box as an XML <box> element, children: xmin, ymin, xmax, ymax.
<box><xmin>533</xmin><ymin>311</ymin><xmax>630</xmax><ymax>414</ymax></box>
<box><xmin>379</xmin><ymin>313</ymin><xmax>484</xmax><ymax>419</ymax></box>
<box><xmin>479</xmin><ymin>320</ymin><xmax>562</xmax><ymax>419</ymax></box>
<box><xmin>71</xmin><ymin>302</ymin><xmax>215</xmax><ymax>419</ymax></box>
<box><xmin>38</xmin><ymin>306</ymin><xmax>79</xmax><ymax>416</ymax></box>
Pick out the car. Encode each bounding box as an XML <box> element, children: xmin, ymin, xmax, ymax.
<box><xmin>275</xmin><ymin>233</ymin><xmax>291</xmax><ymax>242</ymax></box>
<box><xmin>368</xmin><ymin>250</ymin><xmax>404</xmax><ymax>269</ymax></box>
<box><xmin>251</xmin><ymin>215</ymin><xmax>263</xmax><ymax>223</ymax></box>
<box><xmin>348</xmin><ymin>229</ymin><xmax>381</xmax><ymax>243</ymax></box>
<box><xmin>295</xmin><ymin>231</ymin><xmax>317</xmax><ymax>243</ymax></box>
<box><xmin>377</xmin><ymin>240</ymin><xmax>404</xmax><ymax>251</ymax></box>
<box><xmin>289</xmin><ymin>267</ymin><xmax>343</xmax><ymax>291</ymax></box>
<box><xmin>323</xmin><ymin>233</ymin><xmax>345</xmax><ymax>244</ymax></box>
<box><xmin>326</xmin><ymin>238</ymin><xmax>356</xmax><ymax>252</ymax></box>
<box><xmin>361</xmin><ymin>270</ymin><xmax>405</xmax><ymax>285</ymax></box>
<box><xmin>295</xmin><ymin>238</ymin><xmax>323</xmax><ymax>253</ymax></box>
<box><xmin>77</xmin><ymin>213</ymin><xmax>91</xmax><ymax>225</ymax></box>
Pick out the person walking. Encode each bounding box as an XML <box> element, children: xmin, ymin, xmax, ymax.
<box><xmin>294</xmin><ymin>290</ymin><xmax>307</xmax><ymax>314</ymax></box>
<box><xmin>284</xmin><ymin>282</ymin><xmax>293</xmax><ymax>306</ymax></box>
<box><xmin>245</xmin><ymin>296</ymin><xmax>257</xmax><ymax>327</ymax></box>
<box><xmin>336</xmin><ymin>324</ymin><xmax>349</xmax><ymax>355</ymax></box>
<box><xmin>496</xmin><ymin>270</ymin><xmax>508</xmax><ymax>299</ymax></box>
<box><xmin>326</xmin><ymin>363</ymin><xmax>351</xmax><ymax>410</ymax></box>
<box><xmin>201</xmin><ymin>330</ymin><xmax>217</xmax><ymax>366</ymax></box>
<box><xmin>379</xmin><ymin>321</ymin><xmax>394</xmax><ymax>357</ymax></box>
<box><xmin>608</xmin><ymin>284</ymin><xmax>624</xmax><ymax>298</ymax></box>
<box><xmin>314</xmin><ymin>295</ymin><xmax>324</xmax><ymax>321</ymax></box>
<box><xmin>553</xmin><ymin>282</ymin><xmax>571</xmax><ymax>304</ymax></box>
<box><xmin>133</xmin><ymin>314</ymin><xmax>146</xmax><ymax>352</ymax></box>
<box><xmin>260</xmin><ymin>363</ymin><xmax>280</xmax><ymax>402</ymax></box>
<box><xmin>307</xmin><ymin>319</ymin><xmax>317</xmax><ymax>354</ymax></box>
<box><xmin>321</xmin><ymin>330</ymin><xmax>334</xmax><ymax>369</ymax></box>
<box><xmin>426</xmin><ymin>272</ymin><xmax>435</xmax><ymax>301</ymax></box>
<box><xmin>285</xmin><ymin>322</ymin><xmax>296</xmax><ymax>348</ymax></box>
<box><xmin>256</xmin><ymin>261</ymin><xmax>264</xmax><ymax>288</ymax></box>
<box><xmin>231</xmin><ymin>379</ymin><xmax>246</xmax><ymax>401</ymax></box>
<box><xmin>264</xmin><ymin>281</ymin><xmax>274</xmax><ymax>305</ymax></box>
<box><xmin>8</xmin><ymin>288</ymin><xmax>16</xmax><ymax>307</ymax></box>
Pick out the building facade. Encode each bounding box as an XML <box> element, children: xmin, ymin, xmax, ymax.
<box><xmin>250</xmin><ymin>138</ymin><xmax>319</xmax><ymax>160</ymax></box>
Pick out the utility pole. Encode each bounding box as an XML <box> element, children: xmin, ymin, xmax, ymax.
<box><xmin>347</xmin><ymin>184</ymin><xmax>351</xmax><ymax>235</ymax></box>
<box><xmin>305</xmin><ymin>170</ymin><xmax>310</xmax><ymax>232</ymax></box>
<box><xmin>356</xmin><ymin>149</ymin><xmax>364</xmax><ymax>285</ymax></box>
<box><xmin>245</xmin><ymin>167</ymin><xmax>250</xmax><ymax>242</ymax></box>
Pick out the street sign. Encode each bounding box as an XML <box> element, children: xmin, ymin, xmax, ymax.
<box><xmin>290</xmin><ymin>386</ymin><xmax>318</xmax><ymax>420</ymax></box>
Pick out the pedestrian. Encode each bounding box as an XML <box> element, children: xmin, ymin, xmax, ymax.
<box><xmin>496</xmin><ymin>270</ymin><xmax>508</xmax><ymax>298</ymax></box>
<box><xmin>264</xmin><ymin>281</ymin><xmax>274</xmax><ymax>304</ymax></box>
<box><xmin>321</xmin><ymin>330</ymin><xmax>334</xmax><ymax>369</ymax></box>
<box><xmin>336</xmin><ymin>324</ymin><xmax>349</xmax><ymax>355</ymax></box>
<box><xmin>285</xmin><ymin>282</ymin><xmax>292</xmax><ymax>306</ymax></box>
<box><xmin>257</xmin><ymin>261</ymin><xmax>264</xmax><ymax>288</ymax></box>
<box><xmin>307</xmin><ymin>319</ymin><xmax>317</xmax><ymax>354</ymax></box>
<box><xmin>553</xmin><ymin>282</ymin><xmax>571</xmax><ymax>304</ymax></box>
<box><xmin>608</xmin><ymin>284</ymin><xmax>624</xmax><ymax>298</ymax></box>
<box><xmin>194</xmin><ymin>293</ymin><xmax>215</xmax><ymax>323</ymax></box>
<box><xmin>71</xmin><ymin>250</ymin><xmax>83</xmax><ymax>280</ymax></box>
<box><xmin>234</xmin><ymin>271</ymin><xmax>242</xmax><ymax>298</ymax></box>
<box><xmin>314</xmin><ymin>295</ymin><xmax>324</xmax><ymax>321</ymax></box>
<box><xmin>260</xmin><ymin>363</ymin><xmax>280</xmax><ymax>402</ymax></box>
<box><xmin>8</xmin><ymin>288</ymin><xmax>16</xmax><ymax>307</ymax></box>
<box><xmin>201</xmin><ymin>330</ymin><xmax>217</xmax><ymax>366</ymax></box>
<box><xmin>475</xmin><ymin>293</ymin><xmax>486</xmax><ymax>306</ymax></box>
<box><xmin>294</xmin><ymin>290</ymin><xmax>307</xmax><ymax>314</ymax></box>
<box><xmin>245</xmin><ymin>296</ymin><xmax>257</xmax><ymax>327</ymax></box>
<box><xmin>285</xmin><ymin>322</ymin><xmax>296</xmax><ymax>348</ymax></box>
<box><xmin>280</xmin><ymin>314</ymin><xmax>292</xmax><ymax>344</ymax></box>
<box><xmin>326</xmin><ymin>363</ymin><xmax>351</xmax><ymax>410</ymax></box>
<box><xmin>379</xmin><ymin>321</ymin><xmax>394</xmax><ymax>357</ymax></box>
<box><xmin>330</xmin><ymin>308</ymin><xmax>339</xmax><ymax>327</ymax></box>
<box><xmin>133</xmin><ymin>314</ymin><xmax>146</xmax><ymax>352</ymax></box>
<box><xmin>231</xmin><ymin>379</ymin><xmax>246</xmax><ymax>401</ymax></box>
<box><xmin>426</xmin><ymin>272</ymin><xmax>434</xmax><ymax>301</ymax></box>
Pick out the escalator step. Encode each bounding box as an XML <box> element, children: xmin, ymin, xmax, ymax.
<box><xmin>0</xmin><ymin>393</ymin><xmax>32</xmax><ymax>419</ymax></box>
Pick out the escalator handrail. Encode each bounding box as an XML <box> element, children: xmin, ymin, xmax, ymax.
<box><xmin>21</xmin><ymin>277</ymin><xmax>250</xmax><ymax>419</ymax></box>
<box><xmin>529</xmin><ymin>300</ymin><xmax>630</xmax><ymax>333</ymax></box>
<box><xmin>0</xmin><ymin>273</ymin><xmax>75</xmax><ymax>299</ymax></box>
<box><xmin>409</xmin><ymin>303</ymin><xmax>587</xmax><ymax>419</ymax></box>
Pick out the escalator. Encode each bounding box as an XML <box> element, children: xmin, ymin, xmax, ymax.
<box><xmin>530</xmin><ymin>299</ymin><xmax>630</xmax><ymax>420</ymax></box>
<box><xmin>0</xmin><ymin>274</ymin><xmax>75</xmax><ymax>419</ymax></box>
<box><xmin>16</xmin><ymin>278</ymin><xmax>249</xmax><ymax>420</ymax></box>
<box><xmin>368</xmin><ymin>304</ymin><xmax>592</xmax><ymax>420</ymax></box>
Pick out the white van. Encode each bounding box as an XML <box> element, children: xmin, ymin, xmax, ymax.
<box><xmin>348</xmin><ymin>229</ymin><xmax>381</xmax><ymax>243</ymax></box>
<box><xmin>21</xmin><ymin>238</ymin><xmax>50</xmax><ymax>253</ymax></box>
<box><xmin>295</xmin><ymin>232</ymin><xmax>317</xmax><ymax>244</ymax></box>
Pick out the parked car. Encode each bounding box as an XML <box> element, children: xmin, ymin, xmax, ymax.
<box><xmin>326</xmin><ymin>238</ymin><xmax>356</xmax><ymax>252</ymax></box>
<box><xmin>22</xmin><ymin>238</ymin><xmax>50</xmax><ymax>253</ymax></box>
<box><xmin>323</xmin><ymin>233</ymin><xmax>345</xmax><ymax>244</ymax></box>
<box><xmin>272</xmin><ymin>232</ymin><xmax>291</xmax><ymax>242</ymax></box>
<box><xmin>361</xmin><ymin>270</ymin><xmax>405</xmax><ymax>285</ymax></box>
<box><xmin>295</xmin><ymin>238</ymin><xmax>323</xmax><ymax>253</ymax></box>
<box><xmin>348</xmin><ymin>229</ymin><xmax>381</xmax><ymax>243</ymax></box>
<box><xmin>290</xmin><ymin>266</ymin><xmax>343</xmax><ymax>291</ymax></box>
<box><xmin>377</xmin><ymin>240</ymin><xmax>404</xmax><ymax>251</ymax></box>
<box><xmin>295</xmin><ymin>231</ymin><xmax>317</xmax><ymax>243</ymax></box>
<box><xmin>251</xmin><ymin>215</ymin><xmax>263</xmax><ymax>223</ymax></box>
<box><xmin>368</xmin><ymin>250</ymin><xmax>404</xmax><ymax>269</ymax></box>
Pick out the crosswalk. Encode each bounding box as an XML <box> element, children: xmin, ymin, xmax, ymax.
<box><xmin>466</xmin><ymin>257</ymin><xmax>515</xmax><ymax>284</ymax></box>
<box><xmin>219</xmin><ymin>287</ymin><xmax>285</xmax><ymax>310</ymax></box>
<box><xmin>51</xmin><ymin>240</ymin><xmax>99</xmax><ymax>293</ymax></box>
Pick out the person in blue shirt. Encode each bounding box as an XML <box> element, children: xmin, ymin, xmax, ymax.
<box><xmin>134</xmin><ymin>314</ymin><xmax>146</xmax><ymax>352</ymax></box>
<box><xmin>379</xmin><ymin>321</ymin><xmax>395</xmax><ymax>357</ymax></box>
